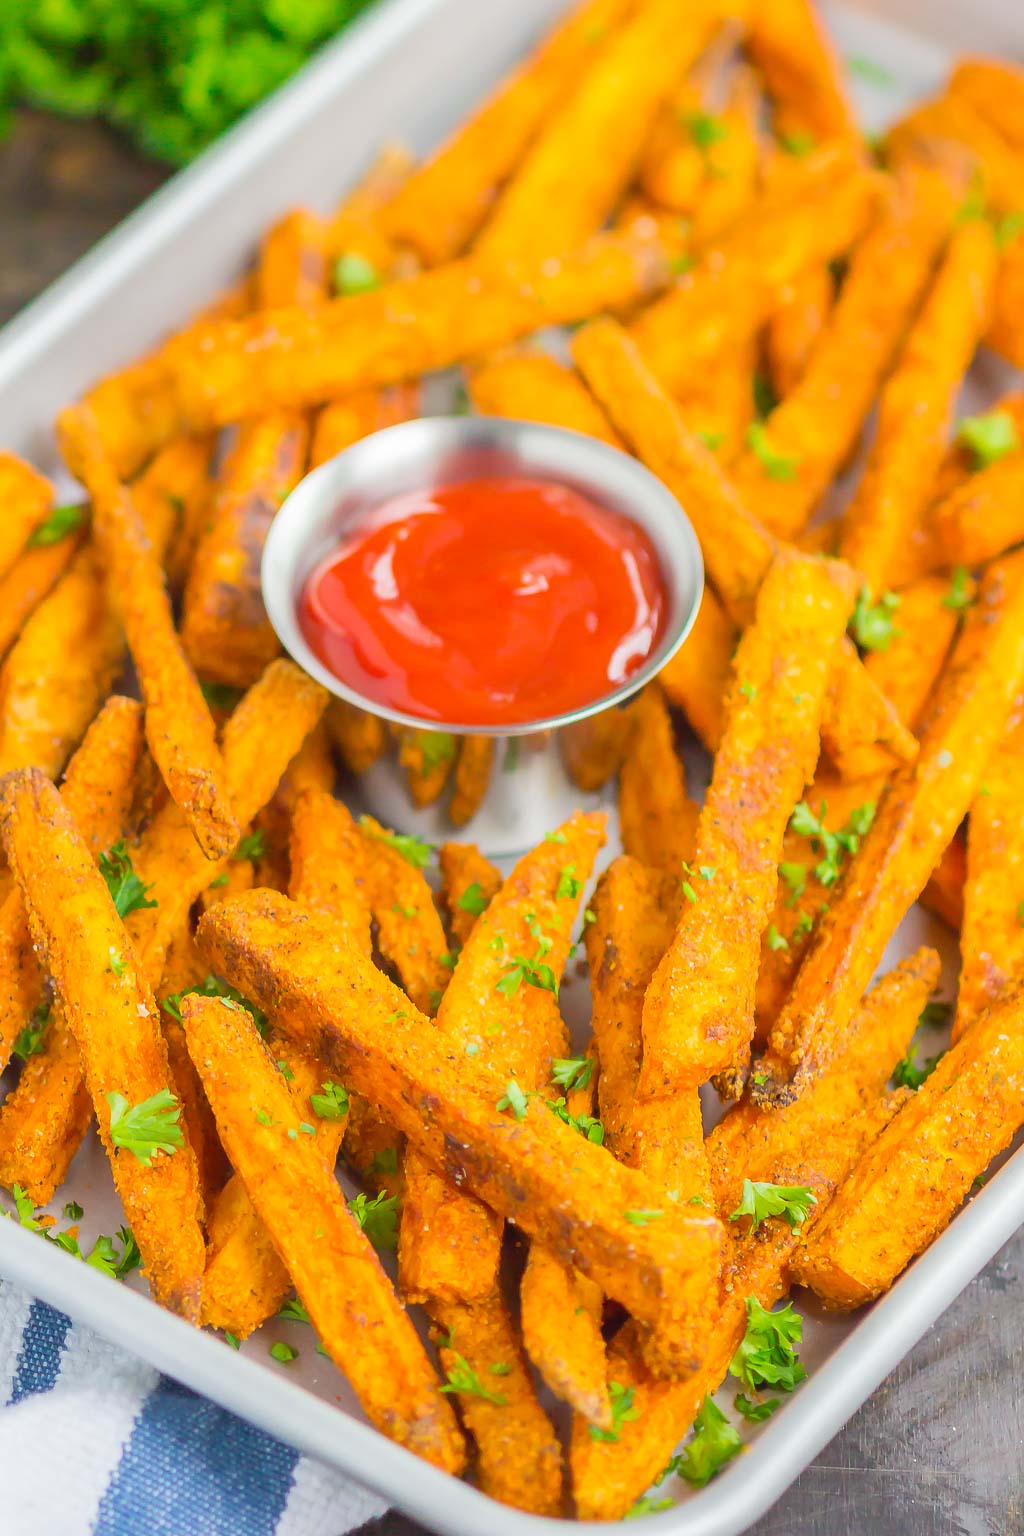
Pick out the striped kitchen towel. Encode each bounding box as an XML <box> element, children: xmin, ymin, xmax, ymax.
<box><xmin>0</xmin><ymin>1283</ymin><xmax>388</xmax><ymax>1536</ymax></box>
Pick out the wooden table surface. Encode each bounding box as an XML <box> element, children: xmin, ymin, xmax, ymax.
<box><xmin>1</xmin><ymin>107</ymin><xmax>1020</xmax><ymax>1536</ymax></box>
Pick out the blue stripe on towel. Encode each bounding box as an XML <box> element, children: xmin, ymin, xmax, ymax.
<box><xmin>9</xmin><ymin>1299</ymin><xmax>71</xmax><ymax>1403</ymax></box>
<box><xmin>93</xmin><ymin>1376</ymin><xmax>299</xmax><ymax>1536</ymax></box>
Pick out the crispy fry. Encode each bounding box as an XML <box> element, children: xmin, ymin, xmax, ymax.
<box><xmin>181</xmin><ymin>993</ymin><xmax>464</xmax><ymax>1471</ymax></box>
<box><xmin>572</xmin><ymin>317</ymin><xmax>919</xmax><ymax>777</ymax></box>
<box><xmin>757</xmin><ymin>554</ymin><xmax>1024</xmax><ymax>1103</ymax></box>
<box><xmin>931</xmin><ymin>451</ymin><xmax>1024</xmax><ymax>568</ymax></box>
<box><xmin>249</xmin><ymin>718</ymin><xmax>336</xmax><ymax>892</ymax></box>
<box><xmin>381</xmin><ymin>0</ymin><xmax>637</xmax><ymax>265</ymax></box>
<box><xmin>125</xmin><ymin>660</ymin><xmax>328</xmax><ymax>984</ymax></box>
<box><xmin>399</xmin><ymin>812</ymin><xmax>605</xmax><ymax>1306</ymax></box>
<box><xmin>431</xmin><ymin>1293</ymin><xmax>562</xmax><ymax>1513</ymax></box>
<box><xmin>638</xmin><ymin>61</ymin><xmax>718</xmax><ymax>216</ymax></box>
<box><xmin>862</xmin><ymin>575</ymin><xmax>962</xmax><ymax>730</ymax></box>
<box><xmin>356</xmin><ymin>813</ymin><xmax>450</xmax><ymax>1014</ymax></box>
<box><xmin>325</xmin><ymin>699</ymin><xmax>388</xmax><ymax>775</ymax></box>
<box><xmin>398</xmin><ymin>728</ymin><xmax>458</xmax><ymax>809</ymax></box>
<box><xmin>0</xmin><ymin>453</ymin><xmax>54</xmax><ymax>580</ymax></box>
<box><xmin>151</xmin><ymin>437</ymin><xmax>217</xmax><ymax>593</ymax></box>
<box><xmin>520</xmin><ymin>1234</ymin><xmax>607</xmax><ymax>1428</ymax></box>
<box><xmin>257</xmin><ymin>208</ymin><xmax>328</xmax><ymax>309</ymax></box>
<box><xmin>0</xmin><ymin>769</ymin><xmax>205</xmax><ymax>1319</ymax></box>
<box><xmin>181</xmin><ymin>413</ymin><xmax>309</xmax><ymax>688</ymax></box>
<box><xmin>640</xmin><ymin>550</ymin><xmax>857</xmax><ymax>1098</ymax></box>
<box><xmin>988</xmin><ymin>225</ymin><xmax>1024</xmax><ymax>370</ymax></box>
<box><xmin>198</xmin><ymin>887</ymin><xmax>724</xmax><ymax>1334</ymax></box>
<box><xmin>747</xmin><ymin>0</ymin><xmax>858</xmax><ymax>144</ymax></box>
<box><xmin>766</xmin><ymin>263</ymin><xmax>834</xmax><ymax>398</ymax></box>
<box><xmin>0</xmin><ymin>1017</ymin><xmax>92</xmax><ymax>1207</ymax></box>
<box><xmin>793</xmin><ymin>977</ymin><xmax>1024</xmax><ymax>1308</ymax></box>
<box><xmin>448</xmin><ymin>736</ymin><xmax>496</xmax><ymax>828</ymax></box>
<box><xmin>289</xmin><ymin>787</ymin><xmax>372</xmax><ymax>951</ymax></box>
<box><xmin>326</xmin><ymin>143</ymin><xmax>413</xmax><ymax>268</ymax></box>
<box><xmin>838</xmin><ymin>217</ymin><xmax>998</xmax><ymax>592</ymax></box>
<box><xmin>687</xmin><ymin>65</ymin><xmax>762</xmax><ymax>247</ymax></box>
<box><xmin>618</xmin><ymin>685</ymin><xmax>699</xmax><ymax>873</ymax></box>
<box><xmin>675</xmin><ymin>327</ymin><xmax>760</xmax><ymax>461</ymax></box>
<box><xmin>0</xmin><ymin>523</ymin><xmax>85</xmax><ymax>667</ymax></box>
<box><xmin>439</xmin><ymin>842</ymin><xmax>502</xmax><ymax>949</ymax></box>
<box><xmin>921</xmin><ymin>832</ymin><xmax>966</xmax><ymax>932</ymax></box>
<box><xmin>165</xmin><ymin>230</ymin><xmax>675</xmax><ymax>431</ymax></box>
<box><xmin>887</xmin><ymin>92</ymin><xmax>1024</xmax><ymax>214</ymax></box>
<box><xmin>629</xmin><ymin>145</ymin><xmax>875</xmax><ymax>395</ymax></box>
<box><xmin>59</xmin><ymin>405</ymin><xmax>239</xmax><ymax>860</ymax></box>
<box><xmin>731</xmin><ymin>167</ymin><xmax>958</xmax><ymax>539</ymax></box>
<box><xmin>469</xmin><ymin>350</ymin><xmax>622</xmax><ymax>446</ymax></box>
<box><xmin>0</xmin><ymin>545</ymin><xmax>123</xmax><ymax>780</ymax></box>
<box><xmin>657</xmin><ymin>583</ymin><xmax>735</xmax><ymax>752</ymax></box>
<box><xmin>955</xmin><ymin>701</ymin><xmax>1024</xmax><ymax>1036</ymax></box>
<box><xmin>201</xmin><ymin>1166</ymin><xmax>291</xmax><ymax>1337</ymax></box>
<box><xmin>560</xmin><ymin>703</ymin><xmax>637</xmax><ymax>793</ymax></box>
<box><xmin>310</xmin><ymin>383</ymin><xmax>420</xmax><ymax>469</ymax></box>
<box><xmin>949</xmin><ymin>56</ymin><xmax>1024</xmax><ymax>155</ymax></box>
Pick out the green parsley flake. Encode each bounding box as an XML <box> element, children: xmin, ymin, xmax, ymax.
<box><xmin>625</xmin><ymin>1496</ymin><xmax>674</xmax><ymax>1519</ymax></box>
<box><xmin>892</xmin><ymin>1046</ymin><xmax>942</xmax><ymax>1091</ymax></box>
<box><xmin>779</xmin><ymin>129</ymin><xmax>816</xmax><ymax>156</ymax></box>
<box><xmin>497</xmin><ymin>1079</ymin><xmax>530</xmax><ymax>1121</ymax></box>
<box><xmin>589</xmin><ymin>1381</ymin><xmax>640</xmax><ymax>1442</ymax></box>
<box><xmin>278</xmin><ymin>1295</ymin><xmax>312</xmax><ymax>1325</ymax></box>
<box><xmin>28</xmin><ymin>503</ymin><xmax>86</xmax><ymax>547</ymax></box>
<box><xmin>730</xmin><ymin>1297</ymin><xmax>806</xmax><ymax>1394</ymax></box>
<box><xmin>333</xmin><ymin>253</ymin><xmax>381</xmax><ymax>296</ymax></box>
<box><xmin>359</xmin><ymin>817</ymin><xmax>435</xmax><ymax>870</ymax></box>
<box><xmin>766</xmin><ymin>924</ymin><xmax>788</xmax><ymax>952</ymax></box>
<box><xmin>348</xmin><ymin>1191</ymin><xmax>400</xmax><ymax>1250</ymax></box>
<box><xmin>734</xmin><ymin>1391</ymin><xmax>780</xmax><ymax>1423</ymax></box>
<box><xmin>557</xmin><ymin>864</ymin><xmax>582</xmax><ymax>900</ymax></box>
<box><xmin>551</xmin><ymin>1056</ymin><xmax>594</xmax><ymax>1093</ymax></box>
<box><xmin>440</xmin><ymin>1353</ymin><xmax>508</xmax><ymax>1406</ymax></box>
<box><xmin>269</xmin><ymin>1341</ymin><xmax>298</xmax><ymax>1364</ymax></box>
<box><xmin>682</xmin><ymin>110</ymin><xmax>728</xmax><ymax>151</ymax></box>
<box><xmin>233</xmin><ymin>829</ymin><xmax>267</xmax><ymax>861</ymax></box>
<box><xmin>729</xmin><ymin>1179</ymin><xmax>816</xmax><ymax>1234</ymax></box>
<box><xmin>746</xmin><ymin>421</ymin><xmax>798</xmax><ymax>480</ymax></box>
<box><xmin>310</xmin><ymin>1080</ymin><xmax>349</xmax><ymax>1121</ymax></box>
<box><xmin>943</xmin><ymin>566</ymin><xmax>974</xmax><ymax>611</ymax></box>
<box><xmin>12</xmin><ymin>1001</ymin><xmax>51</xmax><ymax>1063</ymax></box>
<box><xmin>623</xmin><ymin>1208</ymin><xmax>663</xmax><ymax>1226</ymax></box>
<box><xmin>851</xmin><ymin>587</ymin><xmax>901</xmax><ymax>651</ymax></box>
<box><xmin>957</xmin><ymin>409</ymin><xmax>1021</xmax><ymax>469</ymax></box>
<box><xmin>98</xmin><ymin>840</ymin><xmax>156</xmax><ymax>920</ymax></box>
<box><xmin>106</xmin><ymin>1089</ymin><xmax>184</xmax><ymax>1165</ymax></box>
<box><xmin>456</xmin><ymin>881</ymin><xmax>488</xmax><ymax>916</ymax></box>
<box><xmin>675</xmin><ymin>1395</ymin><xmax>741</xmax><ymax>1486</ymax></box>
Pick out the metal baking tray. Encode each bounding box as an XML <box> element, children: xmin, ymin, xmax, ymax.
<box><xmin>1</xmin><ymin>1</ymin><xmax>1023</xmax><ymax>1530</ymax></box>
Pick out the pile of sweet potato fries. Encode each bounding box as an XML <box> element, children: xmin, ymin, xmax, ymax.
<box><xmin>1</xmin><ymin>0</ymin><xmax>1024</xmax><ymax>1519</ymax></box>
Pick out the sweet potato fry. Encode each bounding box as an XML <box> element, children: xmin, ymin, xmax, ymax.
<box><xmin>640</xmin><ymin>550</ymin><xmax>857</xmax><ymax>1099</ymax></box>
<box><xmin>59</xmin><ymin>405</ymin><xmax>239</xmax><ymax>860</ymax></box>
<box><xmin>687</xmin><ymin>65</ymin><xmax>762</xmax><ymax>248</ymax></box>
<box><xmin>469</xmin><ymin>350</ymin><xmax>622</xmax><ymax>447</ymax></box>
<box><xmin>197</xmin><ymin>888</ymin><xmax>724</xmax><ymax>1335</ymax></box>
<box><xmin>931</xmin><ymin>451</ymin><xmax>1024</xmax><ymax>568</ymax></box>
<box><xmin>839</xmin><ymin>217</ymin><xmax>998</xmax><ymax>592</ymax></box>
<box><xmin>0</xmin><ymin>545</ymin><xmax>123</xmax><ymax>780</ymax></box>
<box><xmin>356</xmin><ymin>813</ymin><xmax>450</xmax><ymax>1015</ymax></box>
<box><xmin>747</xmin><ymin>0</ymin><xmax>858</xmax><ymax>144</ymax></box>
<box><xmin>148</xmin><ymin>436</ymin><xmax>217</xmax><ymax>594</ymax></box>
<box><xmin>181</xmin><ymin>992</ymin><xmax>464</xmax><ymax>1471</ymax></box>
<box><xmin>949</xmin><ymin>56</ymin><xmax>1024</xmax><ymax>155</ymax></box>
<box><xmin>399</xmin><ymin>812</ymin><xmax>605</xmax><ymax>1306</ymax></box>
<box><xmin>674</xmin><ymin>325</ymin><xmax>760</xmax><ymax>462</ymax></box>
<box><xmin>181</xmin><ymin>413</ymin><xmax>309</xmax><ymax>688</ymax></box>
<box><xmin>731</xmin><ymin>167</ymin><xmax>958</xmax><ymax>540</ymax></box>
<box><xmin>325</xmin><ymin>699</ymin><xmax>388</xmax><ymax>775</ymax></box>
<box><xmin>766</xmin><ymin>263</ymin><xmax>833</xmax><ymax>399</ymax></box>
<box><xmin>381</xmin><ymin>0</ymin><xmax>637</xmax><ymax>265</ymax></box>
<box><xmin>431</xmin><ymin>1292</ymin><xmax>562</xmax><ymax>1513</ymax></box>
<box><xmin>201</xmin><ymin>1168</ymin><xmax>291</xmax><ymax>1338</ymax></box>
<box><xmin>793</xmin><ymin>977</ymin><xmax>1024</xmax><ymax>1309</ymax></box>
<box><xmin>439</xmin><ymin>842</ymin><xmax>502</xmax><ymax>949</ymax></box>
<box><xmin>165</xmin><ymin>229</ymin><xmax>675</xmax><ymax>431</ymax></box>
<box><xmin>637</xmin><ymin>44</ymin><xmax>725</xmax><ymax>216</ymax></box>
<box><xmin>955</xmin><ymin>701</ymin><xmax>1024</xmax><ymax>1037</ymax></box>
<box><xmin>310</xmin><ymin>383</ymin><xmax>420</xmax><ymax>469</ymax></box>
<box><xmin>757</xmin><ymin>554</ymin><xmax>1024</xmax><ymax>1103</ymax></box>
<box><xmin>0</xmin><ymin>1016</ymin><xmax>92</xmax><ymax>1206</ymax></box>
<box><xmin>398</xmin><ymin>728</ymin><xmax>457</xmax><ymax>809</ymax></box>
<box><xmin>125</xmin><ymin>660</ymin><xmax>328</xmax><ymax>984</ymax></box>
<box><xmin>887</xmin><ymin>93</ymin><xmax>1024</xmax><ymax>215</ymax></box>
<box><xmin>448</xmin><ymin>736</ymin><xmax>497</xmax><ymax>829</ymax></box>
<box><xmin>988</xmin><ymin>224</ymin><xmax>1024</xmax><ymax>370</ymax></box>
<box><xmin>657</xmin><ymin>584</ymin><xmax>735</xmax><ymax>752</ymax></box>
<box><xmin>0</xmin><ymin>769</ymin><xmax>205</xmax><ymax>1319</ymax></box>
<box><xmin>560</xmin><ymin>704</ymin><xmax>637</xmax><ymax>793</ymax></box>
<box><xmin>921</xmin><ymin>832</ymin><xmax>966</xmax><ymax>932</ymax></box>
<box><xmin>289</xmin><ymin>787</ymin><xmax>372</xmax><ymax>952</ymax></box>
<box><xmin>0</xmin><ymin>453</ymin><xmax>54</xmax><ymax>580</ymax></box>
<box><xmin>618</xmin><ymin>685</ymin><xmax>699</xmax><ymax>873</ymax></box>
<box><xmin>0</xmin><ymin>522</ymin><xmax>85</xmax><ymax>667</ymax></box>
<box><xmin>257</xmin><ymin>208</ymin><xmax>328</xmax><ymax>309</ymax></box>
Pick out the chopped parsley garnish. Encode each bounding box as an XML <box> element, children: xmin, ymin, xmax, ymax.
<box><xmin>28</xmin><ymin>503</ymin><xmax>86</xmax><ymax>546</ymax></box>
<box><xmin>233</xmin><ymin>830</ymin><xmax>266</xmax><ymax>861</ymax></box>
<box><xmin>278</xmin><ymin>1295</ymin><xmax>311</xmax><ymax>1325</ymax></box>
<box><xmin>63</xmin><ymin>1200</ymin><xmax>84</xmax><ymax>1222</ymax></box>
<box><xmin>892</xmin><ymin>1046</ymin><xmax>942</xmax><ymax>1090</ymax></box>
<box><xmin>779</xmin><ymin>862</ymin><xmax>807</xmax><ymax>904</ymax></box>
<box><xmin>348</xmin><ymin>1191</ymin><xmax>400</xmax><ymax>1249</ymax></box>
<box><xmin>546</xmin><ymin>1096</ymin><xmax>604</xmax><ymax>1144</ymax></box>
<box><xmin>372</xmin><ymin>1146</ymin><xmax>399</xmax><ymax>1176</ymax></box>
<box><xmin>333</xmin><ymin>253</ymin><xmax>381</xmax><ymax>296</ymax></box>
<box><xmin>557</xmin><ymin>864</ymin><xmax>582</xmax><ymax>900</ymax></box>
<box><xmin>625</xmin><ymin>1496</ymin><xmax>674</xmax><ymax>1519</ymax></box>
<box><xmin>919</xmin><ymin>999</ymin><xmax>952</xmax><ymax>1028</ymax></box>
<box><xmin>496</xmin><ymin>944</ymin><xmax>557</xmax><ymax>998</ymax></box>
<box><xmin>943</xmin><ymin>566</ymin><xmax>974</xmax><ymax>611</ymax></box>
<box><xmin>779</xmin><ymin>129</ymin><xmax>816</xmax><ymax>156</ymax></box>
<box><xmin>106</xmin><ymin>1089</ymin><xmax>183</xmax><ymax>1165</ymax></box>
<box><xmin>269</xmin><ymin>1341</ymin><xmax>298</xmax><ymax>1364</ymax></box>
<box><xmin>309</xmin><ymin>1080</ymin><xmax>349</xmax><ymax>1121</ymax></box>
<box><xmin>851</xmin><ymin>586</ymin><xmax>901</xmax><ymax>651</ymax></box>
<box><xmin>697</xmin><ymin>429</ymin><xmax>725</xmax><ymax>451</ymax></box>
<box><xmin>752</xmin><ymin>370</ymin><xmax>779</xmax><ymax>420</ymax></box>
<box><xmin>161</xmin><ymin>974</ymin><xmax>267</xmax><ymax>1037</ymax></box>
<box><xmin>729</xmin><ymin>1179</ymin><xmax>817</xmax><ymax>1234</ymax></box>
<box><xmin>739</xmin><ymin>680</ymin><xmax>757</xmax><ymax>701</ymax></box>
<box><xmin>845</xmin><ymin>55</ymin><xmax>895</xmax><ymax>87</ymax></box>
<box><xmin>730</xmin><ymin>1297</ymin><xmax>806</xmax><ymax>1394</ymax></box>
<box><xmin>359</xmin><ymin>817</ymin><xmax>435</xmax><ymax>870</ymax></box>
<box><xmin>497</xmin><ymin>1079</ymin><xmax>530</xmax><ymax>1122</ymax></box>
<box><xmin>623</xmin><ymin>1208</ymin><xmax>663</xmax><ymax>1226</ymax></box>
<box><xmin>440</xmin><ymin>1354</ymin><xmax>508</xmax><ymax>1406</ymax></box>
<box><xmin>765</xmin><ymin>925</ymin><xmax>788</xmax><ymax>953</ymax></box>
<box><xmin>545</xmin><ymin>829</ymin><xmax>567</xmax><ymax>844</ymax></box>
<box><xmin>108</xmin><ymin>948</ymin><xmax>128</xmax><ymax>978</ymax></box>
<box><xmin>224</xmin><ymin>1333</ymin><xmax>241</xmax><ymax>1350</ymax></box>
<box><xmin>746</xmin><ymin>421</ymin><xmax>798</xmax><ymax>480</ymax></box>
<box><xmin>9</xmin><ymin>1188</ymin><xmax>141</xmax><ymax>1281</ymax></box>
<box><xmin>87</xmin><ymin>1226</ymin><xmax>141</xmax><ymax>1280</ymax></box>
<box><xmin>588</xmin><ymin>1380</ymin><xmax>640</xmax><ymax>1442</ymax></box>
<box><xmin>12</xmin><ymin>1000</ymin><xmax>51</xmax><ymax>1063</ymax></box>
<box><xmin>682</xmin><ymin>110</ymin><xmax>728</xmax><ymax>151</ymax></box>
<box><xmin>788</xmin><ymin>799</ymin><xmax>875</xmax><ymax>887</ymax></box>
<box><xmin>417</xmin><ymin>731</ymin><xmax>456</xmax><ymax>773</ymax></box>
<box><xmin>98</xmin><ymin>840</ymin><xmax>156</xmax><ymax>920</ymax></box>
<box><xmin>456</xmin><ymin>881</ymin><xmax>488</xmax><ymax>916</ymax></box>
<box><xmin>200</xmin><ymin>681</ymin><xmax>245</xmax><ymax>713</ymax></box>
<box><xmin>551</xmin><ymin>1056</ymin><xmax>594</xmax><ymax>1093</ymax></box>
<box><xmin>996</xmin><ymin>212</ymin><xmax>1024</xmax><ymax>249</ymax></box>
<box><xmin>957</xmin><ymin>409</ymin><xmax>1021</xmax><ymax>469</ymax></box>
<box><xmin>734</xmin><ymin>1391</ymin><xmax>780</xmax><ymax>1423</ymax></box>
<box><xmin>675</xmin><ymin>1395</ymin><xmax>742</xmax><ymax>1486</ymax></box>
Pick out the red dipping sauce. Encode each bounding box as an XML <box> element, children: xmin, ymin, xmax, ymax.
<box><xmin>299</xmin><ymin>476</ymin><xmax>667</xmax><ymax>727</ymax></box>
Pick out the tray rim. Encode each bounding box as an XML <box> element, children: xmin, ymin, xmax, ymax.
<box><xmin>0</xmin><ymin>0</ymin><xmax>1022</xmax><ymax>1530</ymax></box>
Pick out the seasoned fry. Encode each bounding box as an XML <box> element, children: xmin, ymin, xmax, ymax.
<box><xmin>887</xmin><ymin>93</ymin><xmax>1024</xmax><ymax>214</ymax></box>
<box><xmin>0</xmin><ymin>1017</ymin><xmax>92</xmax><ymax>1207</ymax></box>
<box><xmin>125</xmin><ymin>660</ymin><xmax>328</xmax><ymax>984</ymax></box>
<box><xmin>560</xmin><ymin>704</ymin><xmax>637</xmax><ymax>792</ymax></box>
<box><xmin>289</xmin><ymin>787</ymin><xmax>371</xmax><ymax>951</ymax></box>
<box><xmin>382</xmin><ymin>0</ymin><xmax>637</xmax><ymax>265</ymax></box>
<box><xmin>688</xmin><ymin>65</ymin><xmax>762</xmax><ymax>248</ymax></box>
<box><xmin>931</xmin><ymin>451</ymin><xmax>1024</xmax><ymax>568</ymax></box>
<box><xmin>955</xmin><ymin>701</ymin><xmax>1024</xmax><ymax>1036</ymax></box>
<box><xmin>0</xmin><ymin>769</ymin><xmax>205</xmax><ymax>1319</ymax></box>
<box><xmin>757</xmin><ymin>554</ymin><xmax>1024</xmax><ymax>1103</ymax></box>
<box><xmin>766</xmin><ymin>263</ymin><xmax>834</xmax><ymax>399</ymax></box>
<box><xmin>399</xmin><ymin>728</ymin><xmax>458</xmax><ymax>809</ymax></box>
<box><xmin>181</xmin><ymin>413</ymin><xmax>309</xmax><ymax>687</ymax></box>
<box><xmin>572</xmin><ymin>317</ymin><xmax>919</xmax><ymax>776</ymax></box>
<box><xmin>469</xmin><ymin>350</ymin><xmax>622</xmax><ymax>447</ymax></box>
<box><xmin>326</xmin><ymin>143</ymin><xmax>413</xmax><ymax>268</ymax></box>
<box><xmin>988</xmin><ymin>225</ymin><xmax>1024</xmax><ymax>369</ymax></box>
<box><xmin>862</xmin><ymin>576</ymin><xmax>962</xmax><ymax>730</ymax></box>
<box><xmin>747</xmin><ymin>0</ymin><xmax>858</xmax><ymax>144</ymax></box>
<box><xmin>181</xmin><ymin>992</ymin><xmax>465</xmax><ymax>1472</ymax></box>
<box><xmin>618</xmin><ymin>685</ymin><xmax>699</xmax><ymax>873</ymax></box>
<box><xmin>839</xmin><ymin>217</ymin><xmax>998</xmax><ymax>591</ymax></box>
<box><xmin>399</xmin><ymin>812</ymin><xmax>604</xmax><ymax>1306</ymax></box>
<box><xmin>921</xmin><ymin>833</ymin><xmax>966</xmax><ymax>932</ymax></box>
<box><xmin>59</xmin><ymin>404</ymin><xmax>239</xmax><ymax>860</ymax></box>
<box><xmin>731</xmin><ymin>167</ymin><xmax>958</xmax><ymax>539</ymax></box>
<box><xmin>794</xmin><ymin>977</ymin><xmax>1024</xmax><ymax>1308</ymax></box>
<box><xmin>257</xmin><ymin>208</ymin><xmax>328</xmax><ymax>309</ymax></box>
<box><xmin>657</xmin><ymin>584</ymin><xmax>735</xmax><ymax>752</ymax></box>
<box><xmin>949</xmin><ymin>56</ymin><xmax>1024</xmax><ymax>155</ymax></box>
<box><xmin>165</xmin><ymin>229</ymin><xmax>675</xmax><ymax>431</ymax></box>
<box><xmin>0</xmin><ymin>522</ymin><xmax>85</xmax><ymax>667</ymax></box>
<box><xmin>150</xmin><ymin>437</ymin><xmax>217</xmax><ymax>593</ymax></box>
<box><xmin>325</xmin><ymin>699</ymin><xmax>388</xmax><ymax>775</ymax></box>
<box><xmin>310</xmin><ymin>383</ymin><xmax>419</xmax><ymax>469</ymax></box>
<box><xmin>197</xmin><ymin>888</ymin><xmax>724</xmax><ymax>1336</ymax></box>
<box><xmin>357</xmin><ymin>813</ymin><xmax>450</xmax><ymax>1015</ymax></box>
<box><xmin>640</xmin><ymin>550</ymin><xmax>857</xmax><ymax>1098</ymax></box>
<box><xmin>439</xmin><ymin>842</ymin><xmax>502</xmax><ymax>948</ymax></box>
<box><xmin>675</xmin><ymin>327</ymin><xmax>760</xmax><ymax>462</ymax></box>
<box><xmin>448</xmin><ymin>736</ymin><xmax>496</xmax><ymax>828</ymax></box>
<box><xmin>0</xmin><ymin>453</ymin><xmax>54</xmax><ymax>580</ymax></box>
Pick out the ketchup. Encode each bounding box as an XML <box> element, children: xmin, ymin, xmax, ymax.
<box><xmin>299</xmin><ymin>476</ymin><xmax>667</xmax><ymax>726</ymax></box>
